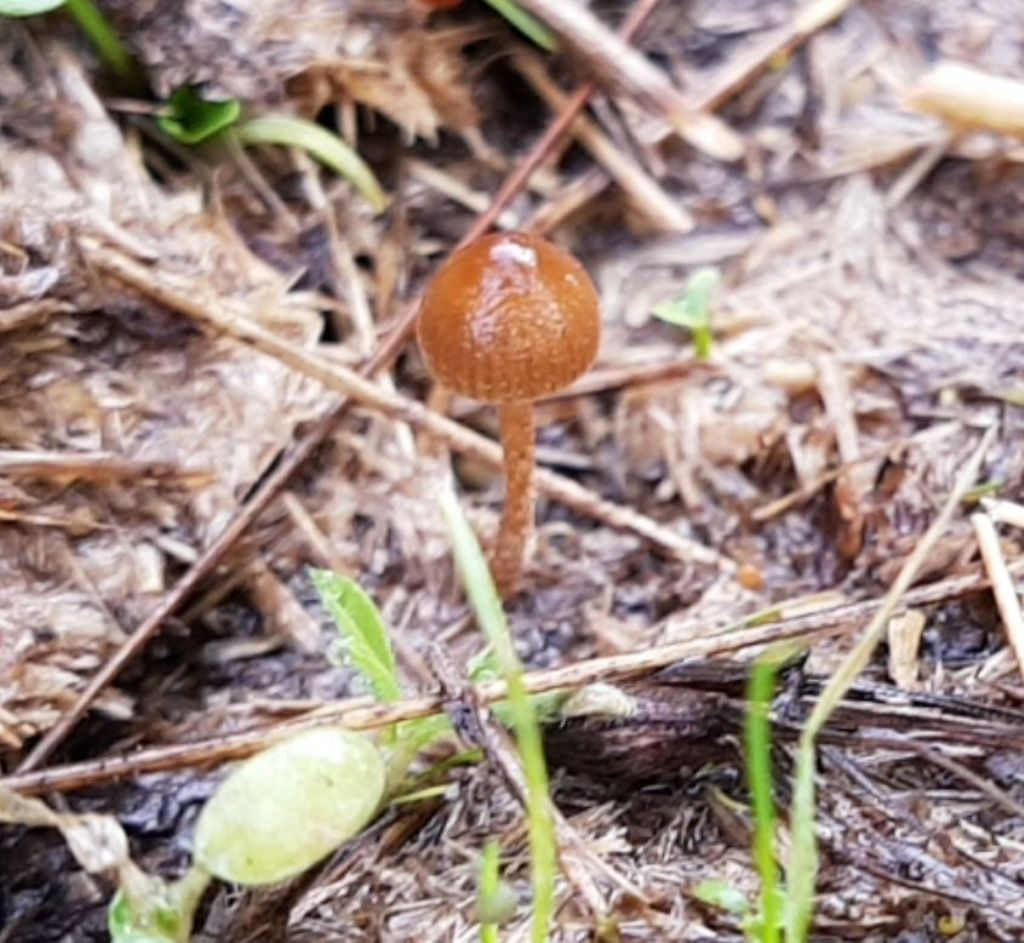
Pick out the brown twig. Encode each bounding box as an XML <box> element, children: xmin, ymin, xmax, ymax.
<box><xmin>525</xmin><ymin>0</ymin><xmax>852</xmax><ymax>228</ymax></box>
<box><xmin>972</xmin><ymin>511</ymin><xmax>1024</xmax><ymax>681</ymax></box>
<box><xmin>544</xmin><ymin>356</ymin><xmax>699</xmax><ymax>400</ymax></box>
<box><xmin>5</xmin><ymin>559</ymin><xmax>1017</xmax><ymax>796</ymax></box>
<box><xmin>0</xmin><ymin>450</ymin><xmax>207</xmax><ymax>484</ymax></box>
<box><xmin>514</xmin><ymin>52</ymin><xmax>693</xmax><ymax>233</ymax></box>
<box><xmin>513</xmin><ymin>0</ymin><xmax>744</xmax><ymax>160</ymax></box>
<box><xmin>14</xmin><ymin>0</ymin><xmax>668</xmax><ymax>775</ymax></box>
<box><xmin>692</xmin><ymin>0</ymin><xmax>853</xmax><ymax>112</ymax></box>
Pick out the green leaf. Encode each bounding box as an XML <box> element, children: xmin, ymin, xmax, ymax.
<box><xmin>480</xmin><ymin>0</ymin><xmax>558</xmax><ymax>51</ymax></box>
<box><xmin>194</xmin><ymin>727</ymin><xmax>386</xmax><ymax>886</ymax></box>
<box><xmin>652</xmin><ymin>266</ymin><xmax>720</xmax><ymax>360</ymax></box>
<box><xmin>108</xmin><ymin>890</ymin><xmax>181</xmax><ymax>943</ymax></box>
<box><xmin>235</xmin><ymin>114</ymin><xmax>389</xmax><ymax>213</ymax></box>
<box><xmin>106</xmin><ymin>868</ymin><xmax>209</xmax><ymax>943</ymax></box>
<box><xmin>389</xmin><ymin>783</ymin><xmax>450</xmax><ymax>806</ymax></box>
<box><xmin>0</xmin><ymin>0</ymin><xmax>64</xmax><ymax>14</ymax></box>
<box><xmin>312</xmin><ymin>569</ymin><xmax>402</xmax><ymax>705</ymax></box>
<box><xmin>693</xmin><ymin>878</ymin><xmax>750</xmax><ymax>916</ymax></box>
<box><xmin>312</xmin><ymin>568</ymin><xmax>452</xmax><ymax>755</ymax></box>
<box><xmin>158</xmin><ymin>86</ymin><xmax>242</xmax><ymax>146</ymax></box>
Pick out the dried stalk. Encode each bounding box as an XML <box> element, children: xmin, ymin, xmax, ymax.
<box><xmin>512</xmin><ymin>0</ymin><xmax>743</xmax><ymax>160</ymax></box>
<box><xmin>5</xmin><ymin>557</ymin><xmax>1018</xmax><ymax>797</ymax></box>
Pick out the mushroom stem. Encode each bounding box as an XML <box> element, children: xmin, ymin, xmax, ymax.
<box><xmin>493</xmin><ymin>401</ymin><xmax>536</xmax><ymax>597</ymax></box>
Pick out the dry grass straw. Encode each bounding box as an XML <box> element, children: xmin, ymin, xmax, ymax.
<box><xmin>905</xmin><ymin>61</ymin><xmax>1024</xmax><ymax>136</ymax></box>
<box><xmin>972</xmin><ymin>511</ymin><xmax>1024</xmax><ymax>682</ymax></box>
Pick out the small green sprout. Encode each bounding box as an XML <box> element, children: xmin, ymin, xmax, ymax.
<box><xmin>156</xmin><ymin>89</ymin><xmax>388</xmax><ymax>212</ymax></box>
<box><xmin>652</xmin><ymin>266</ymin><xmax>721</xmax><ymax>361</ymax></box>
<box><xmin>312</xmin><ymin>568</ymin><xmax>452</xmax><ymax>757</ymax></box>
<box><xmin>313</xmin><ymin>570</ymin><xmax>403</xmax><ymax>705</ymax></box>
<box><xmin>690</xmin><ymin>646</ymin><xmax>797</xmax><ymax>942</ymax></box>
<box><xmin>157</xmin><ymin>87</ymin><xmax>242</xmax><ymax>146</ymax></box>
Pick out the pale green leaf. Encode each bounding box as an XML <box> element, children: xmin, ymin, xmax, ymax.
<box><xmin>235</xmin><ymin>115</ymin><xmax>388</xmax><ymax>212</ymax></box>
<box><xmin>312</xmin><ymin>569</ymin><xmax>402</xmax><ymax>704</ymax></box>
<box><xmin>194</xmin><ymin>727</ymin><xmax>385</xmax><ymax>885</ymax></box>
<box><xmin>0</xmin><ymin>0</ymin><xmax>64</xmax><ymax>14</ymax></box>
<box><xmin>693</xmin><ymin>878</ymin><xmax>750</xmax><ymax>916</ymax></box>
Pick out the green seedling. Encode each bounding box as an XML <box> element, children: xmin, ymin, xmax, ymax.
<box><xmin>441</xmin><ymin>485</ymin><xmax>558</xmax><ymax>943</ymax></box>
<box><xmin>313</xmin><ymin>569</ymin><xmax>403</xmax><ymax>706</ymax></box>
<box><xmin>652</xmin><ymin>266</ymin><xmax>721</xmax><ymax>361</ymax></box>
<box><xmin>690</xmin><ymin>645</ymin><xmax>797</xmax><ymax>942</ymax></box>
<box><xmin>157</xmin><ymin>86</ymin><xmax>242</xmax><ymax>146</ymax></box>
<box><xmin>157</xmin><ymin>91</ymin><xmax>388</xmax><ymax>213</ymax></box>
<box><xmin>312</xmin><ymin>568</ymin><xmax>453</xmax><ymax>763</ymax></box>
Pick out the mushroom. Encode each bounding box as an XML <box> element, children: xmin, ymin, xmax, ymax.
<box><xmin>417</xmin><ymin>232</ymin><xmax>601</xmax><ymax>597</ymax></box>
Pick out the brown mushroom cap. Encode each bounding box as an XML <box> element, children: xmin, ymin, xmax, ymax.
<box><xmin>417</xmin><ymin>232</ymin><xmax>601</xmax><ymax>403</ymax></box>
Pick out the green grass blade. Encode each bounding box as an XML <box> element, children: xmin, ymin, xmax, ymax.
<box><xmin>481</xmin><ymin>0</ymin><xmax>558</xmax><ymax>51</ymax></box>
<box><xmin>235</xmin><ymin>115</ymin><xmax>388</xmax><ymax>212</ymax></box>
<box><xmin>745</xmin><ymin>649</ymin><xmax>790</xmax><ymax>943</ymax></box>
<box><xmin>312</xmin><ymin>569</ymin><xmax>402</xmax><ymax>704</ymax></box>
<box><xmin>440</xmin><ymin>486</ymin><xmax>557</xmax><ymax>943</ymax></box>
<box><xmin>65</xmin><ymin>0</ymin><xmax>145</xmax><ymax>92</ymax></box>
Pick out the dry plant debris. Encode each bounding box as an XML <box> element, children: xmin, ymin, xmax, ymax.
<box><xmin>1</xmin><ymin>0</ymin><xmax>1024</xmax><ymax>940</ymax></box>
